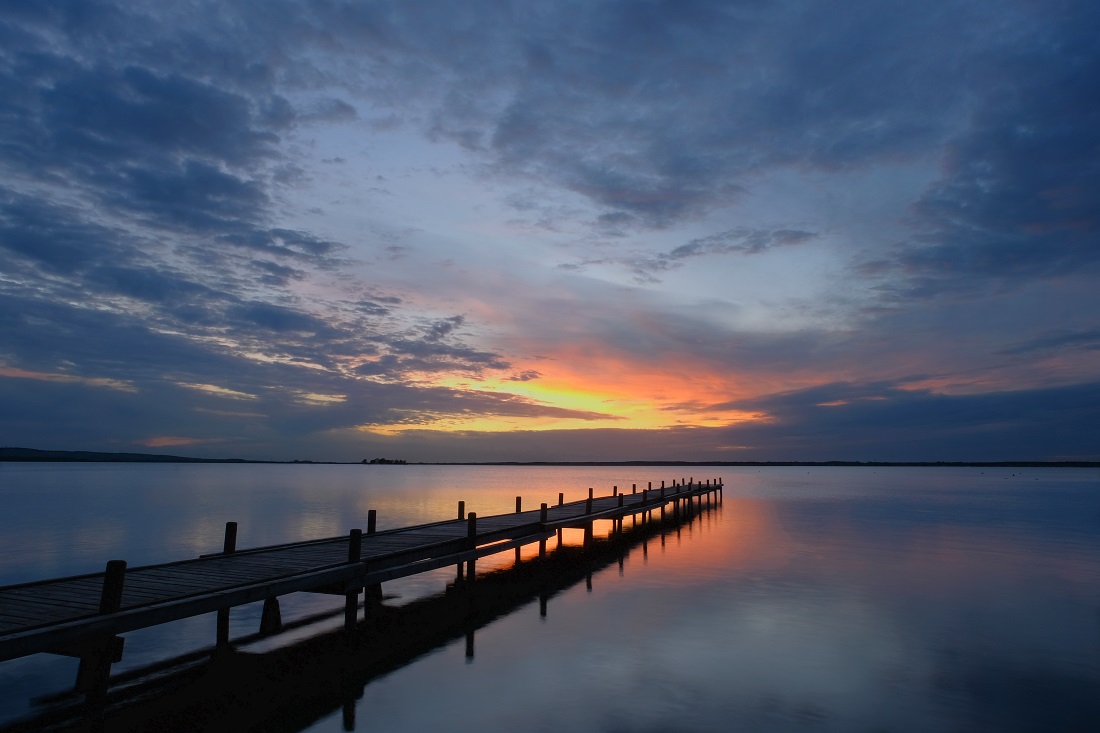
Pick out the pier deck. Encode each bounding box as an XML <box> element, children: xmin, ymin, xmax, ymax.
<box><xmin>0</xmin><ymin>479</ymin><xmax>721</xmax><ymax>667</ymax></box>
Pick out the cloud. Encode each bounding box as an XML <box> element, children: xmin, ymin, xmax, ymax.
<box><xmin>561</xmin><ymin>227</ymin><xmax>818</xmax><ymax>282</ymax></box>
<box><xmin>424</xmin><ymin>315</ymin><xmax>464</xmax><ymax>341</ymax></box>
<box><xmin>863</xmin><ymin>1</ymin><xmax>1100</xmax><ymax>299</ymax></box>
<box><xmin>711</xmin><ymin>380</ymin><xmax>1100</xmax><ymax>461</ymax></box>
<box><xmin>1</xmin><ymin>0</ymin><xmax>1098</xmax><ymax>462</ymax></box>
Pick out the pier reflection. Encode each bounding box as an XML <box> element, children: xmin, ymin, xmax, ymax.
<box><xmin>2</xmin><ymin>501</ymin><xmax>718</xmax><ymax>732</ymax></box>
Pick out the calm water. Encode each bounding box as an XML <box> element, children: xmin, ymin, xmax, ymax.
<box><xmin>0</xmin><ymin>464</ymin><xmax>1098</xmax><ymax>731</ymax></box>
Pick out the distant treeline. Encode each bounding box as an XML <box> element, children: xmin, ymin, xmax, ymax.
<box><xmin>0</xmin><ymin>447</ymin><xmax>253</xmax><ymax>463</ymax></box>
<box><xmin>424</xmin><ymin>460</ymin><xmax>1100</xmax><ymax>468</ymax></box>
<box><xmin>1</xmin><ymin>447</ymin><xmax>1095</xmax><ymax>467</ymax></box>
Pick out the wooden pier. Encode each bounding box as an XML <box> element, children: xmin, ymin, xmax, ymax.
<box><xmin>0</xmin><ymin>478</ymin><xmax>722</xmax><ymax>713</ymax></box>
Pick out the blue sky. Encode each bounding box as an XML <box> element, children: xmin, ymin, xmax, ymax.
<box><xmin>1</xmin><ymin>0</ymin><xmax>1098</xmax><ymax>462</ymax></box>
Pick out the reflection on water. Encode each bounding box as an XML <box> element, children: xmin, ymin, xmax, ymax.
<box><xmin>0</xmin><ymin>465</ymin><xmax>1098</xmax><ymax>731</ymax></box>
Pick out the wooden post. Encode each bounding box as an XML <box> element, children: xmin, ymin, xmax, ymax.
<box><xmin>613</xmin><ymin>485</ymin><xmax>618</xmax><ymax>496</ymax></box>
<box><xmin>539</xmin><ymin>593</ymin><xmax>548</xmax><ymax>618</ymax></box>
<box><xmin>539</xmin><ymin>503</ymin><xmax>548</xmax><ymax>558</ymax></box>
<box><xmin>216</xmin><ymin>523</ymin><xmax>236</xmax><ymax>649</ymax></box>
<box><xmin>343</xmin><ymin>700</ymin><xmax>355</xmax><ymax>732</ymax></box>
<box><xmin>458</xmin><ymin>501</ymin><xmax>465</xmax><ymax>520</ymax></box>
<box><xmin>588</xmin><ymin>487</ymin><xmax>594</xmax><ymax>500</ymax></box>
<box><xmin>618</xmin><ymin>494</ymin><xmax>624</xmax><ymax>508</ymax></box>
<box><xmin>79</xmin><ymin>560</ymin><xmax>127</xmax><ymax>714</ymax></box>
<box><xmin>558</xmin><ymin>492</ymin><xmax>564</xmax><ymax>506</ymax></box>
<box><xmin>514</xmin><ymin>502</ymin><xmax>522</xmax><ymax>560</ymax></box>
<box><xmin>345</xmin><ymin>529</ymin><xmax>362</xmax><ymax>631</ymax></box>
<box><xmin>585</xmin><ymin>496</ymin><xmax>592</xmax><ymax>514</ymax></box>
<box><xmin>99</xmin><ymin>560</ymin><xmax>126</xmax><ymax>614</ymax></box>
<box><xmin>365</xmin><ymin>509</ymin><xmax>381</xmax><ymax>600</ymax></box>
<box><xmin>260</xmin><ymin>597</ymin><xmax>282</xmax><ymax>635</ymax></box>
<box><xmin>466</xmin><ymin>513</ymin><xmax>477</xmax><ymax>580</ymax></box>
<box><xmin>222</xmin><ymin>521</ymin><xmax>238</xmax><ymax>554</ymax></box>
<box><xmin>465</xmin><ymin>629</ymin><xmax>475</xmax><ymax>660</ymax></box>
<box><xmin>632</xmin><ymin>484</ymin><xmax>637</xmax><ymax>494</ymax></box>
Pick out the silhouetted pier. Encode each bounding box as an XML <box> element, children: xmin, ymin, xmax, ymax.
<box><xmin>0</xmin><ymin>478</ymin><xmax>722</xmax><ymax>719</ymax></box>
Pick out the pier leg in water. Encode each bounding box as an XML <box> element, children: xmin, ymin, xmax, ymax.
<box><xmin>260</xmin><ymin>597</ymin><xmax>282</xmax><ymax>635</ymax></box>
<box><xmin>539</xmin><ymin>503</ymin><xmax>548</xmax><ymax>559</ymax></box>
<box><xmin>465</xmin><ymin>629</ymin><xmax>475</xmax><ymax>661</ymax></box>
<box><xmin>344</xmin><ymin>528</ymin><xmax>362</xmax><ymax>632</ymax></box>
<box><xmin>216</xmin><ymin>521</ymin><xmax>237</xmax><ymax>651</ymax></box>
<box><xmin>340</xmin><ymin>665</ymin><xmax>364</xmax><ymax>731</ymax></box>
<box><xmin>342</xmin><ymin>699</ymin><xmax>355</xmax><ymax>732</ymax></box>
<box><xmin>466</xmin><ymin>513</ymin><xmax>477</xmax><ymax>581</ymax></box>
<box><xmin>78</xmin><ymin>559</ymin><xmax>127</xmax><ymax>721</ymax></box>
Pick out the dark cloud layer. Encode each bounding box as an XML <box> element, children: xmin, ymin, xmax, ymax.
<box><xmin>1</xmin><ymin>0</ymin><xmax>1098</xmax><ymax>460</ymax></box>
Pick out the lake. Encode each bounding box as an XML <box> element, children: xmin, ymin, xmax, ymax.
<box><xmin>0</xmin><ymin>464</ymin><xmax>1098</xmax><ymax>731</ymax></box>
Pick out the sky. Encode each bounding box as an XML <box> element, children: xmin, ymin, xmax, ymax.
<box><xmin>1</xmin><ymin>0</ymin><xmax>1098</xmax><ymax>463</ymax></box>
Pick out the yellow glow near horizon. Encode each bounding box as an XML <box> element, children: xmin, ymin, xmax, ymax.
<box><xmin>357</xmin><ymin>356</ymin><xmax>768</xmax><ymax>435</ymax></box>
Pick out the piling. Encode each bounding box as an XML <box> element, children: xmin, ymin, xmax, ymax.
<box><xmin>539</xmin><ymin>503</ymin><xmax>548</xmax><ymax>558</ymax></box>
<box><xmin>466</xmin><ymin>513</ymin><xmax>477</xmax><ymax>579</ymax></box>
<box><xmin>216</xmin><ymin>522</ymin><xmax>237</xmax><ymax>649</ymax></box>
<box><xmin>344</xmin><ymin>529</ymin><xmax>362</xmax><ymax>630</ymax></box>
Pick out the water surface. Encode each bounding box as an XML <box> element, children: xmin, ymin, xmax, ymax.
<box><xmin>0</xmin><ymin>464</ymin><xmax>1097</xmax><ymax>731</ymax></box>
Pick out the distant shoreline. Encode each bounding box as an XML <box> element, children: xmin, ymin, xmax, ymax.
<box><xmin>1</xmin><ymin>447</ymin><xmax>1096</xmax><ymax>468</ymax></box>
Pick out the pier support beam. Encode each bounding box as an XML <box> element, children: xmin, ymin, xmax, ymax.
<box><xmin>260</xmin><ymin>597</ymin><xmax>282</xmax><ymax>635</ymax></box>
<box><xmin>539</xmin><ymin>504</ymin><xmax>548</xmax><ymax>559</ymax></box>
<box><xmin>73</xmin><ymin>559</ymin><xmax>127</xmax><ymax>718</ymax></box>
<box><xmin>216</xmin><ymin>522</ymin><xmax>237</xmax><ymax>650</ymax></box>
<box><xmin>344</xmin><ymin>529</ymin><xmax>362</xmax><ymax>632</ymax></box>
<box><xmin>466</xmin><ymin>513</ymin><xmax>477</xmax><ymax>581</ymax></box>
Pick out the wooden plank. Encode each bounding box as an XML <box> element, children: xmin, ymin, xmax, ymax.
<box><xmin>1</xmin><ymin>588</ymin><xmax>101</xmax><ymax>608</ymax></box>
<box><xmin>0</xmin><ymin>601</ymin><xmax>95</xmax><ymax>622</ymax></box>
<box><xmin>0</xmin><ymin>603</ymin><xmax>58</xmax><ymax>620</ymax></box>
<box><xmin>123</xmin><ymin>577</ymin><xmax>225</xmax><ymax>596</ymax></box>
